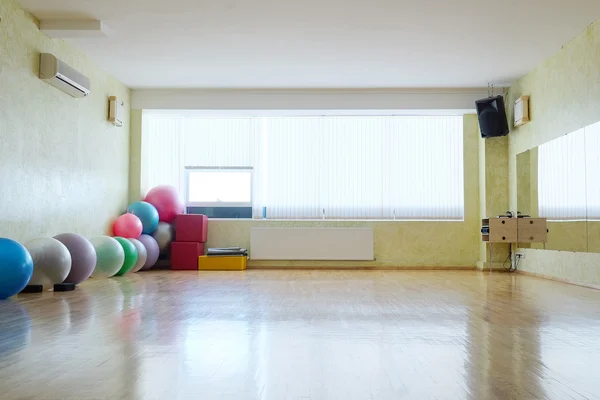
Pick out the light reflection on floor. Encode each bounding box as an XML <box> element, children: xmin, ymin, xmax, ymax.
<box><xmin>0</xmin><ymin>270</ymin><xmax>599</xmax><ymax>399</ymax></box>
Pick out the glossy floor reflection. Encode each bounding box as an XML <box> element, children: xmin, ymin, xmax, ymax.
<box><xmin>0</xmin><ymin>270</ymin><xmax>599</xmax><ymax>400</ymax></box>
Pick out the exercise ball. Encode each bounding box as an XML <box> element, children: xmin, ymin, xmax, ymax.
<box><xmin>0</xmin><ymin>238</ymin><xmax>33</xmax><ymax>300</ymax></box>
<box><xmin>90</xmin><ymin>236</ymin><xmax>125</xmax><ymax>278</ymax></box>
<box><xmin>25</xmin><ymin>238</ymin><xmax>72</xmax><ymax>290</ymax></box>
<box><xmin>53</xmin><ymin>233</ymin><xmax>97</xmax><ymax>285</ymax></box>
<box><xmin>151</xmin><ymin>222</ymin><xmax>173</xmax><ymax>253</ymax></box>
<box><xmin>127</xmin><ymin>201</ymin><xmax>159</xmax><ymax>234</ymax></box>
<box><xmin>113</xmin><ymin>213</ymin><xmax>143</xmax><ymax>238</ymax></box>
<box><xmin>144</xmin><ymin>185</ymin><xmax>184</xmax><ymax>223</ymax></box>
<box><xmin>128</xmin><ymin>238</ymin><xmax>148</xmax><ymax>273</ymax></box>
<box><xmin>137</xmin><ymin>234</ymin><xmax>159</xmax><ymax>270</ymax></box>
<box><xmin>114</xmin><ymin>237</ymin><xmax>138</xmax><ymax>276</ymax></box>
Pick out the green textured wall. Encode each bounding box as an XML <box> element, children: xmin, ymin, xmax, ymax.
<box><xmin>477</xmin><ymin>135</ymin><xmax>510</xmax><ymax>270</ymax></box>
<box><xmin>0</xmin><ymin>0</ymin><xmax>131</xmax><ymax>241</ymax></box>
<box><xmin>508</xmin><ymin>19</ymin><xmax>600</xmax><ymax>286</ymax></box>
<box><xmin>129</xmin><ymin>109</ymin><xmax>143</xmax><ymax>203</ymax></box>
<box><xmin>508</xmin><ymin>22</ymin><xmax>600</xmax><ymax>156</ymax></box>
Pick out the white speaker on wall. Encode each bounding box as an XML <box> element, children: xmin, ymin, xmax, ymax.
<box><xmin>514</xmin><ymin>95</ymin><xmax>530</xmax><ymax>127</ymax></box>
<box><xmin>108</xmin><ymin>96</ymin><xmax>124</xmax><ymax>127</ymax></box>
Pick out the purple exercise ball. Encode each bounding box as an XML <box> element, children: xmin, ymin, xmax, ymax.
<box><xmin>137</xmin><ymin>234</ymin><xmax>159</xmax><ymax>270</ymax></box>
<box><xmin>53</xmin><ymin>233</ymin><xmax>97</xmax><ymax>285</ymax></box>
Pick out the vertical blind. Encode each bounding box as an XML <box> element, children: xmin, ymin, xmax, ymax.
<box><xmin>142</xmin><ymin>113</ymin><xmax>464</xmax><ymax>220</ymax></box>
<box><xmin>585</xmin><ymin>122</ymin><xmax>600</xmax><ymax>220</ymax></box>
<box><xmin>538</xmin><ymin>129</ymin><xmax>587</xmax><ymax>220</ymax></box>
<box><xmin>537</xmin><ymin>121</ymin><xmax>600</xmax><ymax>221</ymax></box>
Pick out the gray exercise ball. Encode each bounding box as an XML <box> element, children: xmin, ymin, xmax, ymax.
<box><xmin>151</xmin><ymin>222</ymin><xmax>173</xmax><ymax>252</ymax></box>
<box><xmin>128</xmin><ymin>238</ymin><xmax>148</xmax><ymax>273</ymax></box>
<box><xmin>138</xmin><ymin>234</ymin><xmax>159</xmax><ymax>270</ymax></box>
<box><xmin>53</xmin><ymin>233</ymin><xmax>97</xmax><ymax>285</ymax></box>
<box><xmin>25</xmin><ymin>237</ymin><xmax>72</xmax><ymax>290</ymax></box>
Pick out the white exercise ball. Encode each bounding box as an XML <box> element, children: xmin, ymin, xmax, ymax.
<box><xmin>151</xmin><ymin>222</ymin><xmax>173</xmax><ymax>252</ymax></box>
<box><xmin>25</xmin><ymin>237</ymin><xmax>72</xmax><ymax>290</ymax></box>
<box><xmin>90</xmin><ymin>236</ymin><xmax>125</xmax><ymax>278</ymax></box>
<box><xmin>128</xmin><ymin>238</ymin><xmax>147</xmax><ymax>273</ymax></box>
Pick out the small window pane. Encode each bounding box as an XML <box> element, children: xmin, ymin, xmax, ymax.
<box><xmin>187</xmin><ymin>170</ymin><xmax>252</xmax><ymax>205</ymax></box>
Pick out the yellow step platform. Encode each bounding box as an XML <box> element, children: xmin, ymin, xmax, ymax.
<box><xmin>198</xmin><ymin>255</ymin><xmax>247</xmax><ymax>271</ymax></box>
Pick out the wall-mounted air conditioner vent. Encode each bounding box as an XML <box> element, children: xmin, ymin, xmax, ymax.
<box><xmin>39</xmin><ymin>53</ymin><xmax>91</xmax><ymax>98</ymax></box>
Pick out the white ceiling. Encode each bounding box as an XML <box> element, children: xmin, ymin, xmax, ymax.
<box><xmin>18</xmin><ymin>0</ymin><xmax>600</xmax><ymax>89</ymax></box>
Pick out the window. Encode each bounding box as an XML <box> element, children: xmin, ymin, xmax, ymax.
<box><xmin>538</xmin><ymin>129</ymin><xmax>587</xmax><ymax>220</ymax></box>
<box><xmin>585</xmin><ymin>122</ymin><xmax>600</xmax><ymax>220</ymax></box>
<box><xmin>185</xmin><ymin>168</ymin><xmax>253</xmax><ymax>207</ymax></box>
<box><xmin>536</xmin><ymin>121</ymin><xmax>600</xmax><ymax>221</ymax></box>
<box><xmin>143</xmin><ymin>114</ymin><xmax>464</xmax><ymax>220</ymax></box>
<box><xmin>184</xmin><ymin>168</ymin><xmax>254</xmax><ymax>218</ymax></box>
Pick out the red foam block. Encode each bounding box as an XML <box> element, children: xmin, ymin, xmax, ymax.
<box><xmin>170</xmin><ymin>241</ymin><xmax>205</xmax><ymax>270</ymax></box>
<box><xmin>175</xmin><ymin>214</ymin><xmax>208</xmax><ymax>243</ymax></box>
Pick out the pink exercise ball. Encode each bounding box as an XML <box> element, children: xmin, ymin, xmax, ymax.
<box><xmin>113</xmin><ymin>213</ymin><xmax>143</xmax><ymax>238</ymax></box>
<box><xmin>144</xmin><ymin>185</ymin><xmax>184</xmax><ymax>223</ymax></box>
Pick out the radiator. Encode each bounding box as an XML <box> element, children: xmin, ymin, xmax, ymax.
<box><xmin>250</xmin><ymin>227</ymin><xmax>374</xmax><ymax>261</ymax></box>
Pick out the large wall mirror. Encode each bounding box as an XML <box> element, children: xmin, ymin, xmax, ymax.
<box><xmin>517</xmin><ymin>121</ymin><xmax>600</xmax><ymax>252</ymax></box>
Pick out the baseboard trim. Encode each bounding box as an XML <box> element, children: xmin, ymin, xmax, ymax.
<box><xmin>246</xmin><ymin>265</ymin><xmax>477</xmax><ymax>271</ymax></box>
<box><xmin>476</xmin><ymin>261</ymin><xmax>512</xmax><ymax>271</ymax></box>
<box><xmin>517</xmin><ymin>270</ymin><xmax>600</xmax><ymax>291</ymax></box>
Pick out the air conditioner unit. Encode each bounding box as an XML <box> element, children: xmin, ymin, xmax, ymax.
<box><xmin>39</xmin><ymin>53</ymin><xmax>91</xmax><ymax>98</ymax></box>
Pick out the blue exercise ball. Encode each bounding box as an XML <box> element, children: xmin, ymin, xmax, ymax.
<box><xmin>0</xmin><ymin>238</ymin><xmax>34</xmax><ymax>300</ymax></box>
<box><xmin>127</xmin><ymin>201</ymin><xmax>159</xmax><ymax>234</ymax></box>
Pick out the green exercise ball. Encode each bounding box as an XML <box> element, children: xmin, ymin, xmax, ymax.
<box><xmin>113</xmin><ymin>237</ymin><xmax>138</xmax><ymax>276</ymax></box>
<box><xmin>90</xmin><ymin>236</ymin><xmax>125</xmax><ymax>278</ymax></box>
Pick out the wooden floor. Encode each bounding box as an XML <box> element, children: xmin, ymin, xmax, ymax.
<box><xmin>0</xmin><ymin>270</ymin><xmax>599</xmax><ymax>400</ymax></box>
